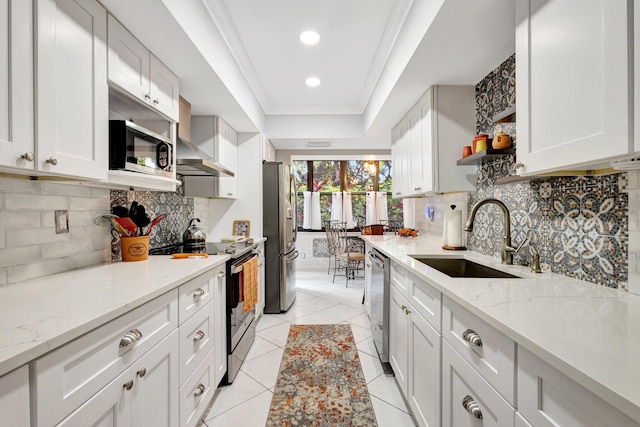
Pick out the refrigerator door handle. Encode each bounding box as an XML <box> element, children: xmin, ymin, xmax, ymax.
<box><xmin>285</xmin><ymin>250</ymin><xmax>300</xmax><ymax>261</ymax></box>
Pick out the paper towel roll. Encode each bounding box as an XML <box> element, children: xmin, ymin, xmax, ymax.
<box><xmin>443</xmin><ymin>208</ymin><xmax>463</xmax><ymax>248</ymax></box>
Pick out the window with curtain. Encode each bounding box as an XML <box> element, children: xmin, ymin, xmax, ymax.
<box><xmin>293</xmin><ymin>160</ymin><xmax>403</xmax><ymax>230</ymax></box>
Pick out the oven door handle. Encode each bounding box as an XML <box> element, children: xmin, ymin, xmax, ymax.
<box><xmin>230</xmin><ymin>253</ymin><xmax>257</xmax><ymax>274</ymax></box>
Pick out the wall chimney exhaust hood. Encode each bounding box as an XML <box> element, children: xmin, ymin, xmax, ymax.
<box><xmin>176</xmin><ymin>140</ymin><xmax>235</xmax><ymax>177</ymax></box>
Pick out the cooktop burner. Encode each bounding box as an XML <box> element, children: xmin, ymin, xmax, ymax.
<box><xmin>149</xmin><ymin>241</ymin><xmax>256</xmax><ymax>259</ymax></box>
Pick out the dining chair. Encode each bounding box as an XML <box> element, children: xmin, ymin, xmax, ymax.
<box><xmin>327</xmin><ymin>221</ymin><xmax>365</xmax><ymax>286</ymax></box>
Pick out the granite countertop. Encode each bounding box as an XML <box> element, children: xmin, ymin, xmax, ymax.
<box><xmin>362</xmin><ymin>234</ymin><xmax>640</xmax><ymax>422</ymax></box>
<box><xmin>0</xmin><ymin>255</ymin><xmax>229</xmax><ymax>377</ymax></box>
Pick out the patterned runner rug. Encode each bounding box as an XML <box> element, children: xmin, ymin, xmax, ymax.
<box><xmin>266</xmin><ymin>324</ymin><xmax>378</xmax><ymax>427</ymax></box>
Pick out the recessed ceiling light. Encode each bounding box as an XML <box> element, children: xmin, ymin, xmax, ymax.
<box><xmin>305</xmin><ymin>141</ymin><xmax>331</xmax><ymax>148</ymax></box>
<box><xmin>305</xmin><ymin>77</ymin><xmax>321</xmax><ymax>87</ymax></box>
<box><xmin>299</xmin><ymin>31</ymin><xmax>320</xmax><ymax>45</ymax></box>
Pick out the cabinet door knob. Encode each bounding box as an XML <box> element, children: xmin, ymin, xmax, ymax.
<box><xmin>462</xmin><ymin>395</ymin><xmax>483</xmax><ymax>419</ymax></box>
<box><xmin>153</xmin><ymin>98</ymin><xmax>159</xmax><ymax>105</ymax></box>
<box><xmin>46</xmin><ymin>156</ymin><xmax>58</xmax><ymax>166</ymax></box>
<box><xmin>144</xmin><ymin>93</ymin><xmax>151</xmax><ymax>100</ymax></box>
<box><xmin>193</xmin><ymin>288</ymin><xmax>206</xmax><ymax>298</ymax></box>
<box><xmin>405</xmin><ymin>308</ymin><xmax>411</xmax><ymax>315</ymax></box>
<box><xmin>21</xmin><ymin>152</ymin><xmax>34</xmax><ymax>162</ymax></box>
<box><xmin>217</xmin><ymin>272</ymin><xmax>225</xmax><ymax>279</ymax></box>
<box><xmin>123</xmin><ymin>380</ymin><xmax>134</xmax><ymax>391</ymax></box>
<box><xmin>137</xmin><ymin>368</ymin><xmax>146</xmax><ymax>378</ymax></box>
<box><xmin>193</xmin><ymin>330</ymin><xmax>205</xmax><ymax>341</ymax></box>
<box><xmin>194</xmin><ymin>384</ymin><xmax>206</xmax><ymax>397</ymax></box>
<box><xmin>462</xmin><ymin>329</ymin><xmax>483</xmax><ymax>347</ymax></box>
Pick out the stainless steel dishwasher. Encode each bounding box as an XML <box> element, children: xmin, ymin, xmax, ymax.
<box><xmin>369</xmin><ymin>248</ymin><xmax>392</xmax><ymax>374</ymax></box>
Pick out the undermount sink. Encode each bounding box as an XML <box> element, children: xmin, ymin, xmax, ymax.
<box><xmin>410</xmin><ymin>257</ymin><xmax>521</xmax><ymax>279</ymax></box>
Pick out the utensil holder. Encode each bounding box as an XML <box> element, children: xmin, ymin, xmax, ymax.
<box><xmin>120</xmin><ymin>236</ymin><xmax>149</xmax><ymax>262</ymax></box>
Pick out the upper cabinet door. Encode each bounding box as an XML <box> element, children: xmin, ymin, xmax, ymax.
<box><xmin>36</xmin><ymin>0</ymin><xmax>108</xmax><ymax>180</ymax></box>
<box><xmin>149</xmin><ymin>55</ymin><xmax>180</xmax><ymax>121</ymax></box>
<box><xmin>107</xmin><ymin>14</ymin><xmax>150</xmax><ymax>104</ymax></box>
<box><xmin>515</xmin><ymin>0</ymin><xmax>631</xmax><ymax>175</ymax></box>
<box><xmin>0</xmin><ymin>0</ymin><xmax>34</xmax><ymax>171</ymax></box>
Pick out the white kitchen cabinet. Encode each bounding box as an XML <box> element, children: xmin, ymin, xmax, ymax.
<box><xmin>515</xmin><ymin>412</ymin><xmax>533</xmax><ymax>427</ymax></box>
<box><xmin>35</xmin><ymin>0</ymin><xmax>108</xmax><ymax>180</ymax></box>
<box><xmin>58</xmin><ymin>331</ymin><xmax>179</xmax><ymax>427</ymax></box>
<box><xmin>407</xmin><ymin>303</ymin><xmax>440</xmax><ymax>427</ymax></box>
<box><xmin>391</xmin><ymin>117</ymin><xmax>408</xmax><ymax>197</ymax></box>
<box><xmin>442</xmin><ymin>296</ymin><xmax>515</xmax><ymax>405</ymax></box>
<box><xmin>179</xmin><ymin>348</ymin><xmax>216</xmax><ymax>427</ymax></box>
<box><xmin>389</xmin><ymin>285</ymin><xmax>409</xmax><ymax>396</ymax></box>
<box><xmin>213</xmin><ymin>263</ymin><xmax>227</xmax><ymax>386</ymax></box>
<box><xmin>184</xmin><ymin>116</ymin><xmax>238</xmax><ymax>199</ymax></box>
<box><xmin>391</xmin><ymin>86</ymin><xmax>476</xmax><ymax>197</ymax></box>
<box><xmin>32</xmin><ymin>290</ymin><xmax>178</xmax><ymax>426</ymax></box>
<box><xmin>179</xmin><ymin>300</ymin><xmax>215</xmax><ymax>385</ymax></box>
<box><xmin>442</xmin><ymin>340</ymin><xmax>514</xmax><ymax>427</ymax></box>
<box><xmin>389</xmin><ymin>275</ymin><xmax>441</xmax><ymax>427</ymax></box>
<box><xmin>515</xmin><ymin>0</ymin><xmax>631</xmax><ymax>175</ymax></box>
<box><xmin>0</xmin><ymin>0</ymin><xmax>34</xmax><ymax>172</ymax></box>
<box><xmin>0</xmin><ymin>366</ymin><xmax>30</xmax><ymax>427</ymax></box>
<box><xmin>518</xmin><ymin>346</ymin><xmax>640</xmax><ymax>427</ymax></box>
<box><xmin>107</xmin><ymin>15</ymin><xmax>179</xmax><ymax>122</ymax></box>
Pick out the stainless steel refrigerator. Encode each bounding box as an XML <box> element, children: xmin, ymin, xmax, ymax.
<box><xmin>263</xmin><ymin>162</ymin><xmax>298</xmax><ymax>313</ymax></box>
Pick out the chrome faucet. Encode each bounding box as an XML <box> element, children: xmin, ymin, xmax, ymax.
<box><xmin>464</xmin><ymin>198</ymin><xmax>517</xmax><ymax>265</ymax></box>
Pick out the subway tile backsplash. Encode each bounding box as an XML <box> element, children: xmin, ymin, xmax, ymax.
<box><xmin>0</xmin><ymin>176</ymin><xmax>111</xmax><ymax>285</ymax></box>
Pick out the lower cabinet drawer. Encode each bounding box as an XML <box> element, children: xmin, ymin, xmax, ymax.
<box><xmin>442</xmin><ymin>296</ymin><xmax>515</xmax><ymax>404</ymax></box>
<box><xmin>179</xmin><ymin>301</ymin><xmax>215</xmax><ymax>385</ymax></box>
<box><xmin>518</xmin><ymin>346</ymin><xmax>640</xmax><ymax>427</ymax></box>
<box><xmin>180</xmin><ymin>348</ymin><xmax>216</xmax><ymax>427</ymax></box>
<box><xmin>442</xmin><ymin>340</ymin><xmax>514</xmax><ymax>427</ymax></box>
<box><xmin>32</xmin><ymin>290</ymin><xmax>178</xmax><ymax>427</ymax></box>
<box><xmin>178</xmin><ymin>270</ymin><xmax>216</xmax><ymax>325</ymax></box>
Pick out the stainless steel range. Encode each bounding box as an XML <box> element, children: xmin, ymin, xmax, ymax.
<box><xmin>150</xmin><ymin>241</ymin><xmax>258</xmax><ymax>384</ymax></box>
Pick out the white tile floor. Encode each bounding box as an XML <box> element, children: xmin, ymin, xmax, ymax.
<box><xmin>204</xmin><ymin>268</ymin><xmax>418</xmax><ymax>427</ymax></box>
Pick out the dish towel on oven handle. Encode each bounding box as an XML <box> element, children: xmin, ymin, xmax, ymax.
<box><xmin>240</xmin><ymin>256</ymin><xmax>259</xmax><ymax>314</ymax></box>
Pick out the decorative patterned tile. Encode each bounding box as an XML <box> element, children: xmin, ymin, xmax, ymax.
<box><xmin>312</xmin><ymin>238</ymin><xmax>330</xmax><ymax>257</ymax></box>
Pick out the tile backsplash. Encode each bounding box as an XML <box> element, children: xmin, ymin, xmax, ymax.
<box><xmin>414</xmin><ymin>53</ymin><xmax>630</xmax><ymax>290</ymax></box>
<box><xmin>0</xmin><ymin>176</ymin><xmax>111</xmax><ymax>285</ymax></box>
<box><xmin>110</xmin><ymin>175</ymin><xmax>195</xmax><ymax>258</ymax></box>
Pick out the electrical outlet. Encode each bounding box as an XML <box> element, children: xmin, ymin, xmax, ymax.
<box><xmin>55</xmin><ymin>210</ymin><xmax>69</xmax><ymax>234</ymax></box>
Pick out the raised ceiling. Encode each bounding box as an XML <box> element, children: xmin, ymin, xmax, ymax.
<box><xmin>100</xmin><ymin>0</ymin><xmax>516</xmax><ymax>151</ymax></box>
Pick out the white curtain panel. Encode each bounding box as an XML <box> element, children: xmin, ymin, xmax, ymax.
<box><xmin>303</xmin><ymin>191</ymin><xmax>322</xmax><ymax>230</ymax></box>
<box><xmin>403</xmin><ymin>198</ymin><xmax>416</xmax><ymax>229</ymax></box>
<box><xmin>366</xmin><ymin>191</ymin><xmax>377</xmax><ymax>224</ymax></box>
<box><xmin>376</xmin><ymin>191</ymin><xmax>388</xmax><ymax>224</ymax></box>
<box><xmin>331</xmin><ymin>192</ymin><xmax>343</xmax><ymax>222</ymax></box>
<box><xmin>343</xmin><ymin>192</ymin><xmax>354</xmax><ymax>229</ymax></box>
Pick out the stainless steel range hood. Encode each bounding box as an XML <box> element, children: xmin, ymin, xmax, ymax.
<box><xmin>176</xmin><ymin>158</ymin><xmax>234</xmax><ymax>177</ymax></box>
<box><xmin>175</xmin><ymin>135</ymin><xmax>234</xmax><ymax>177</ymax></box>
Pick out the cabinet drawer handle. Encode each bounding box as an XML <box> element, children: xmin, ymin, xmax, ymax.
<box><xmin>194</xmin><ymin>330</ymin><xmax>206</xmax><ymax>341</ymax></box>
<box><xmin>193</xmin><ymin>288</ymin><xmax>206</xmax><ymax>298</ymax></box>
<box><xmin>123</xmin><ymin>380</ymin><xmax>134</xmax><ymax>391</ymax></box>
<box><xmin>21</xmin><ymin>152</ymin><xmax>34</xmax><ymax>162</ymax></box>
<box><xmin>462</xmin><ymin>329</ymin><xmax>483</xmax><ymax>347</ymax></box>
<box><xmin>217</xmin><ymin>272</ymin><xmax>225</xmax><ymax>279</ymax></box>
<box><xmin>119</xmin><ymin>328</ymin><xmax>143</xmax><ymax>347</ymax></box>
<box><xmin>194</xmin><ymin>384</ymin><xmax>206</xmax><ymax>397</ymax></box>
<box><xmin>137</xmin><ymin>368</ymin><xmax>146</xmax><ymax>378</ymax></box>
<box><xmin>462</xmin><ymin>395</ymin><xmax>483</xmax><ymax>419</ymax></box>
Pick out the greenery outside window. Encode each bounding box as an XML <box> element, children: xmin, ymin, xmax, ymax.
<box><xmin>292</xmin><ymin>160</ymin><xmax>402</xmax><ymax>230</ymax></box>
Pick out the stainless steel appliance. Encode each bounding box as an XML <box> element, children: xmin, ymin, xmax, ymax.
<box><xmin>109</xmin><ymin>120</ymin><xmax>173</xmax><ymax>178</ymax></box>
<box><xmin>262</xmin><ymin>162</ymin><xmax>298</xmax><ymax>313</ymax></box>
<box><xmin>149</xmin><ymin>240</ymin><xmax>258</xmax><ymax>384</ymax></box>
<box><xmin>370</xmin><ymin>248</ymin><xmax>392</xmax><ymax>373</ymax></box>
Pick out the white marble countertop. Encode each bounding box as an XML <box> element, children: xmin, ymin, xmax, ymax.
<box><xmin>0</xmin><ymin>255</ymin><xmax>229</xmax><ymax>377</ymax></box>
<box><xmin>362</xmin><ymin>234</ymin><xmax>640</xmax><ymax>422</ymax></box>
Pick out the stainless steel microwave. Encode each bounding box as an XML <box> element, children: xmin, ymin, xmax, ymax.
<box><xmin>109</xmin><ymin>120</ymin><xmax>173</xmax><ymax>178</ymax></box>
